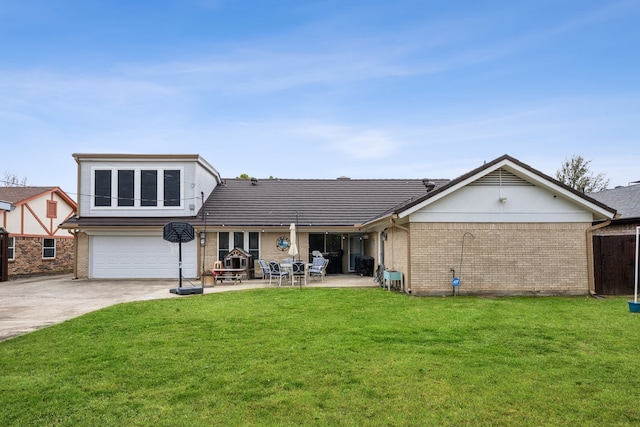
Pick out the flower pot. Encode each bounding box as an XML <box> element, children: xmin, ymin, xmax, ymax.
<box><xmin>628</xmin><ymin>301</ymin><xmax>640</xmax><ymax>313</ymax></box>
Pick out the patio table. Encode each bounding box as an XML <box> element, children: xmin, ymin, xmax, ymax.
<box><xmin>212</xmin><ymin>268</ymin><xmax>246</xmax><ymax>285</ymax></box>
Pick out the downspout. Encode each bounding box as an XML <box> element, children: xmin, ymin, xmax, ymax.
<box><xmin>390</xmin><ymin>217</ymin><xmax>411</xmax><ymax>294</ymax></box>
<box><xmin>586</xmin><ymin>218</ymin><xmax>612</xmax><ymax>296</ymax></box>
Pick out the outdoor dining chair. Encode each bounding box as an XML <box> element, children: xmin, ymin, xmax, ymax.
<box><xmin>268</xmin><ymin>261</ymin><xmax>290</xmax><ymax>286</ymax></box>
<box><xmin>309</xmin><ymin>257</ymin><xmax>329</xmax><ymax>281</ymax></box>
<box><xmin>292</xmin><ymin>261</ymin><xmax>307</xmax><ymax>286</ymax></box>
<box><xmin>258</xmin><ymin>259</ymin><xmax>271</xmax><ymax>283</ymax></box>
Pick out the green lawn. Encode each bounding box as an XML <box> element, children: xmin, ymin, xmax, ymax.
<box><xmin>1</xmin><ymin>288</ymin><xmax>639</xmax><ymax>426</ymax></box>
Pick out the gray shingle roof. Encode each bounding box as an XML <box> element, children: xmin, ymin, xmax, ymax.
<box><xmin>589</xmin><ymin>184</ymin><xmax>640</xmax><ymax>219</ymax></box>
<box><xmin>202</xmin><ymin>178</ymin><xmax>449</xmax><ymax>227</ymax></box>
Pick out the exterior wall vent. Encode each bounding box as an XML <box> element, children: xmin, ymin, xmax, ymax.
<box><xmin>469</xmin><ymin>168</ymin><xmax>533</xmax><ymax>186</ymax></box>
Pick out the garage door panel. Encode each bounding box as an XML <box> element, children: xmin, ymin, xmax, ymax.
<box><xmin>91</xmin><ymin>235</ymin><xmax>197</xmax><ymax>279</ymax></box>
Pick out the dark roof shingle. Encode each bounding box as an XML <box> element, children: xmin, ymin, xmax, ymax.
<box><xmin>589</xmin><ymin>184</ymin><xmax>640</xmax><ymax>219</ymax></box>
<box><xmin>201</xmin><ymin>178</ymin><xmax>449</xmax><ymax>227</ymax></box>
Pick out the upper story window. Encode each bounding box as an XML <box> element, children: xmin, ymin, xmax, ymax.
<box><xmin>164</xmin><ymin>170</ymin><xmax>181</xmax><ymax>207</ymax></box>
<box><xmin>141</xmin><ymin>170</ymin><xmax>158</xmax><ymax>206</ymax></box>
<box><xmin>92</xmin><ymin>167</ymin><xmax>183</xmax><ymax>208</ymax></box>
<box><xmin>95</xmin><ymin>170</ymin><xmax>112</xmax><ymax>207</ymax></box>
<box><xmin>118</xmin><ymin>170</ymin><xmax>135</xmax><ymax>207</ymax></box>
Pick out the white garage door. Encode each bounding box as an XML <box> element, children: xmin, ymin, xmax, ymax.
<box><xmin>90</xmin><ymin>235</ymin><xmax>198</xmax><ymax>279</ymax></box>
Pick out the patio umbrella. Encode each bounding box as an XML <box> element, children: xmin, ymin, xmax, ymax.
<box><xmin>288</xmin><ymin>222</ymin><xmax>299</xmax><ymax>260</ymax></box>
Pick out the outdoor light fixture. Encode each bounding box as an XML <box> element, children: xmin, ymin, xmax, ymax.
<box><xmin>200</xmin><ymin>231</ymin><xmax>206</xmax><ymax>247</ymax></box>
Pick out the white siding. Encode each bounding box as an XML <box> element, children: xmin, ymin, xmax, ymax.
<box><xmin>410</xmin><ymin>185</ymin><xmax>594</xmax><ymax>223</ymax></box>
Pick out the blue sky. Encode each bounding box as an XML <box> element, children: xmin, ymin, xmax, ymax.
<box><xmin>1</xmin><ymin>0</ymin><xmax>639</xmax><ymax>197</ymax></box>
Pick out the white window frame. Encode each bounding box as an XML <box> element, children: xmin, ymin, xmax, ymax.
<box><xmin>91</xmin><ymin>166</ymin><xmax>184</xmax><ymax>209</ymax></box>
<box><xmin>42</xmin><ymin>238</ymin><xmax>56</xmax><ymax>259</ymax></box>
<box><xmin>217</xmin><ymin>231</ymin><xmax>260</xmax><ymax>260</ymax></box>
<box><xmin>8</xmin><ymin>237</ymin><xmax>15</xmax><ymax>261</ymax></box>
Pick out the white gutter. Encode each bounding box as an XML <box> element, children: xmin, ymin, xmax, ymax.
<box><xmin>0</xmin><ymin>200</ymin><xmax>13</xmax><ymax>211</ymax></box>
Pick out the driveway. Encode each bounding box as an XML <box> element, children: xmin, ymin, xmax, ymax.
<box><xmin>0</xmin><ymin>274</ymin><xmax>377</xmax><ymax>341</ymax></box>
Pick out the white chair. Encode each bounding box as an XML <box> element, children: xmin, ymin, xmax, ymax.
<box><xmin>309</xmin><ymin>257</ymin><xmax>329</xmax><ymax>281</ymax></box>
<box><xmin>258</xmin><ymin>259</ymin><xmax>271</xmax><ymax>283</ymax></box>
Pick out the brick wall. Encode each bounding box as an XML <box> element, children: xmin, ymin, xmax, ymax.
<box><xmin>592</xmin><ymin>222</ymin><xmax>640</xmax><ymax>236</ymax></box>
<box><xmin>9</xmin><ymin>236</ymin><xmax>74</xmax><ymax>279</ymax></box>
<box><xmin>407</xmin><ymin>223</ymin><xmax>589</xmax><ymax>296</ymax></box>
<box><xmin>201</xmin><ymin>231</ymin><xmax>311</xmax><ymax>279</ymax></box>
<box><xmin>76</xmin><ymin>232</ymin><xmax>89</xmax><ymax>279</ymax></box>
<box><xmin>384</xmin><ymin>226</ymin><xmax>409</xmax><ymax>278</ymax></box>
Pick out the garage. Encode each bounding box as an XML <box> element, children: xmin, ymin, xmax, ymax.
<box><xmin>90</xmin><ymin>235</ymin><xmax>198</xmax><ymax>279</ymax></box>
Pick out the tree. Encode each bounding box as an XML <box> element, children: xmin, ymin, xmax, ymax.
<box><xmin>237</xmin><ymin>173</ymin><xmax>250</xmax><ymax>179</ymax></box>
<box><xmin>3</xmin><ymin>172</ymin><xmax>28</xmax><ymax>187</ymax></box>
<box><xmin>555</xmin><ymin>155</ymin><xmax>609</xmax><ymax>193</ymax></box>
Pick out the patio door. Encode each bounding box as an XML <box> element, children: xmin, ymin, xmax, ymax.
<box><xmin>348</xmin><ymin>235</ymin><xmax>364</xmax><ymax>272</ymax></box>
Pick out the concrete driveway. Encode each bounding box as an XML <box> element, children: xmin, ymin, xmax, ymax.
<box><xmin>0</xmin><ymin>274</ymin><xmax>377</xmax><ymax>341</ymax></box>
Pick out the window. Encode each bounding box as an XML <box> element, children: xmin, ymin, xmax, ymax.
<box><xmin>248</xmin><ymin>232</ymin><xmax>259</xmax><ymax>261</ymax></box>
<box><xmin>309</xmin><ymin>233</ymin><xmax>342</xmax><ymax>254</ymax></box>
<box><xmin>218</xmin><ymin>231</ymin><xmax>260</xmax><ymax>261</ymax></box>
<box><xmin>141</xmin><ymin>170</ymin><xmax>158</xmax><ymax>206</ymax></box>
<box><xmin>94</xmin><ymin>170</ymin><xmax>112</xmax><ymax>206</ymax></box>
<box><xmin>234</xmin><ymin>232</ymin><xmax>244</xmax><ymax>248</ymax></box>
<box><xmin>163</xmin><ymin>170</ymin><xmax>181</xmax><ymax>207</ymax></box>
<box><xmin>42</xmin><ymin>238</ymin><xmax>56</xmax><ymax>259</ymax></box>
<box><xmin>46</xmin><ymin>200</ymin><xmax>57</xmax><ymax>218</ymax></box>
<box><xmin>118</xmin><ymin>170</ymin><xmax>135</xmax><ymax>207</ymax></box>
<box><xmin>218</xmin><ymin>232</ymin><xmax>230</xmax><ymax>261</ymax></box>
<box><xmin>8</xmin><ymin>237</ymin><xmax>15</xmax><ymax>260</ymax></box>
<box><xmin>92</xmin><ymin>167</ymin><xmax>182</xmax><ymax>208</ymax></box>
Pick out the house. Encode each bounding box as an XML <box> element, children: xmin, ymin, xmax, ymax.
<box><xmin>64</xmin><ymin>153</ymin><xmax>221</xmax><ymax>279</ymax></box>
<box><xmin>588</xmin><ymin>183</ymin><xmax>640</xmax><ymax>295</ymax></box>
<box><xmin>61</xmin><ymin>153</ymin><xmax>616</xmax><ymax>296</ymax></box>
<box><xmin>0</xmin><ymin>186</ymin><xmax>77</xmax><ymax>280</ymax></box>
<box><xmin>360</xmin><ymin>155</ymin><xmax>615</xmax><ymax>295</ymax></box>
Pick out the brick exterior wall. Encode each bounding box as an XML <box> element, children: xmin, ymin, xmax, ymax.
<box><xmin>9</xmin><ymin>236</ymin><xmax>74</xmax><ymax>279</ymax></box>
<box><xmin>405</xmin><ymin>222</ymin><xmax>590</xmax><ymax>296</ymax></box>
<box><xmin>201</xmin><ymin>231</ymin><xmax>312</xmax><ymax>279</ymax></box>
<box><xmin>75</xmin><ymin>232</ymin><xmax>89</xmax><ymax>279</ymax></box>
<box><xmin>384</xmin><ymin>226</ymin><xmax>409</xmax><ymax>278</ymax></box>
<box><xmin>592</xmin><ymin>222</ymin><xmax>640</xmax><ymax>236</ymax></box>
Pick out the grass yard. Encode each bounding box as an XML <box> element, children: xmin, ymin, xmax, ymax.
<box><xmin>1</xmin><ymin>288</ymin><xmax>640</xmax><ymax>426</ymax></box>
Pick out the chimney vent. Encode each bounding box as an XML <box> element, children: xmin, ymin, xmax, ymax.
<box><xmin>423</xmin><ymin>179</ymin><xmax>436</xmax><ymax>192</ymax></box>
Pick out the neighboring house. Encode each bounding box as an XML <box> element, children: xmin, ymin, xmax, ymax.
<box><xmin>588</xmin><ymin>183</ymin><xmax>640</xmax><ymax>295</ymax></box>
<box><xmin>0</xmin><ymin>186</ymin><xmax>77</xmax><ymax>279</ymax></box>
<box><xmin>62</xmin><ymin>153</ymin><xmax>616</xmax><ymax>296</ymax></box>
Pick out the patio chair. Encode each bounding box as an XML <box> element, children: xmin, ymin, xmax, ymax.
<box><xmin>292</xmin><ymin>261</ymin><xmax>307</xmax><ymax>286</ymax></box>
<box><xmin>258</xmin><ymin>259</ymin><xmax>271</xmax><ymax>283</ymax></box>
<box><xmin>268</xmin><ymin>261</ymin><xmax>290</xmax><ymax>286</ymax></box>
<box><xmin>309</xmin><ymin>257</ymin><xmax>329</xmax><ymax>281</ymax></box>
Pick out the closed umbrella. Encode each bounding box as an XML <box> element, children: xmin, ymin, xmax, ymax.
<box><xmin>288</xmin><ymin>223</ymin><xmax>298</xmax><ymax>260</ymax></box>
